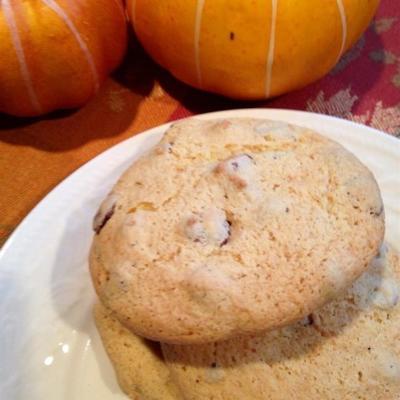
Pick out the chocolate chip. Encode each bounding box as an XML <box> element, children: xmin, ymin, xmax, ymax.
<box><xmin>220</xmin><ymin>220</ymin><xmax>231</xmax><ymax>247</ymax></box>
<box><xmin>302</xmin><ymin>314</ymin><xmax>314</xmax><ymax>326</ymax></box>
<box><xmin>230</xmin><ymin>32</ymin><xmax>235</xmax><ymax>40</ymax></box>
<box><xmin>93</xmin><ymin>203</ymin><xmax>115</xmax><ymax>234</ymax></box>
<box><xmin>370</xmin><ymin>205</ymin><xmax>383</xmax><ymax>217</ymax></box>
<box><xmin>220</xmin><ymin>237</ymin><xmax>229</xmax><ymax>247</ymax></box>
<box><xmin>185</xmin><ymin>209</ymin><xmax>231</xmax><ymax>247</ymax></box>
<box><xmin>285</xmin><ymin>207</ymin><xmax>290</xmax><ymax>213</ymax></box>
<box><xmin>211</xmin><ymin>362</ymin><xmax>217</xmax><ymax>368</ymax></box>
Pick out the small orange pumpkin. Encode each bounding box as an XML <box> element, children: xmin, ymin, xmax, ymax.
<box><xmin>0</xmin><ymin>0</ymin><xmax>127</xmax><ymax>117</ymax></box>
<box><xmin>128</xmin><ymin>0</ymin><xmax>380</xmax><ymax>100</ymax></box>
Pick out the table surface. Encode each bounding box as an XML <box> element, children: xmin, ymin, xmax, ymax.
<box><xmin>0</xmin><ymin>0</ymin><xmax>399</xmax><ymax>247</ymax></box>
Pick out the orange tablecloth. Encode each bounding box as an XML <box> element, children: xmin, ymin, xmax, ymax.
<box><xmin>0</xmin><ymin>1</ymin><xmax>399</xmax><ymax>246</ymax></box>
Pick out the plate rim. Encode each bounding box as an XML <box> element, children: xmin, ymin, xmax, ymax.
<box><xmin>0</xmin><ymin>107</ymin><xmax>399</xmax><ymax>398</ymax></box>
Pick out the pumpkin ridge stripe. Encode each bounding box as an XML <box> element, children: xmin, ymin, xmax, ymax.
<box><xmin>265</xmin><ymin>0</ymin><xmax>278</xmax><ymax>97</ymax></box>
<box><xmin>2</xmin><ymin>0</ymin><xmax>42</xmax><ymax>113</ymax></box>
<box><xmin>129</xmin><ymin>0</ymin><xmax>137</xmax><ymax>26</ymax></box>
<box><xmin>111</xmin><ymin>0</ymin><xmax>126</xmax><ymax>22</ymax></box>
<box><xmin>41</xmin><ymin>0</ymin><xmax>100</xmax><ymax>91</ymax></box>
<box><xmin>335</xmin><ymin>0</ymin><xmax>347</xmax><ymax>63</ymax></box>
<box><xmin>194</xmin><ymin>0</ymin><xmax>206</xmax><ymax>87</ymax></box>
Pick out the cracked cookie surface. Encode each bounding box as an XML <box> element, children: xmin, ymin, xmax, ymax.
<box><xmin>161</xmin><ymin>244</ymin><xmax>400</xmax><ymax>400</ymax></box>
<box><xmin>94</xmin><ymin>246</ymin><xmax>400</xmax><ymax>400</ymax></box>
<box><xmin>89</xmin><ymin>118</ymin><xmax>384</xmax><ymax>344</ymax></box>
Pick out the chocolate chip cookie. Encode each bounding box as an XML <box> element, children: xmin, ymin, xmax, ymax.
<box><xmin>90</xmin><ymin>118</ymin><xmax>384</xmax><ymax>344</ymax></box>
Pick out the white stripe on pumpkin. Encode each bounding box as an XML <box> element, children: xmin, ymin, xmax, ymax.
<box><xmin>335</xmin><ymin>0</ymin><xmax>347</xmax><ymax>63</ymax></box>
<box><xmin>41</xmin><ymin>0</ymin><xmax>100</xmax><ymax>91</ymax></box>
<box><xmin>2</xmin><ymin>0</ymin><xmax>42</xmax><ymax>113</ymax></box>
<box><xmin>265</xmin><ymin>0</ymin><xmax>278</xmax><ymax>98</ymax></box>
<box><xmin>194</xmin><ymin>0</ymin><xmax>206</xmax><ymax>87</ymax></box>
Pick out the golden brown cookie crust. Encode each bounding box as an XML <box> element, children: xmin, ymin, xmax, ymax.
<box><xmin>93</xmin><ymin>303</ymin><xmax>183</xmax><ymax>400</ymax></box>
<box><xmin>90</xmin><ymin>118</ymin><xmax>384</xmax><ymax>344</ymax></box>
<box><xmin>162</xmin><ymin>244</ymin><xmax>400</xmax><ymax>400</ymax></box>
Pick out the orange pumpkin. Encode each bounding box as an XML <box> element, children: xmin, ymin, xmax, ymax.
<box><xmin>0</xmin><ymin>0</ymin><xmax>127</xmax><ymax>117</ymax></box>
<box><xmin>128</xmin><ymin>0</ymin><xmax>380</xmax><ymax>100</ymax></box>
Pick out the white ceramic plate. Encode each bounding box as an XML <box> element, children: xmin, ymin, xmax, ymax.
<box><xmin>0</xmin><ymin>109</ymin><xmax>399</xmax><ymax>399</ymax></box>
